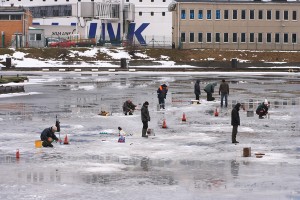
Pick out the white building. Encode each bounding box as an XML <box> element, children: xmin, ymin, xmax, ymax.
<box><xmin>1</xmin><ymin>0</ymin><xmax>173</xmax><ymax>47</ymax></box>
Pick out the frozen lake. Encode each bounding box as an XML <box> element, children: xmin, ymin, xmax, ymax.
<box><xmin>0</xmin><ymin>71</ymin><xmax>299</xmax><ymax>200</ymax></box>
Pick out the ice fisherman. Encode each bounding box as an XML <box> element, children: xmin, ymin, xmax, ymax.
<box><xmin>231</xmin><ymin>103</ymin><xmax>242</xmax><ymax>144</ymax></box>
<box><xmin>157</xmin><ymin>84</ymin><xmax>168</xmax><ymax>109</ymax></box>
<box><xmin>204</xmin><ymin>82</ymin><xmax>217</xmax><ymax>101</ymax></box>
<box><xmin>256</xmin><ymin>99</ymin><xmax>270</xmax><ymax>119</ymax></box>
<box><xmin>219</xmin><ymin>79</ymin><xmax>230</xmax><ymax>107</ymax></box>
<box><xmin>141</xmin><ymin>101</ymin><xmax>150</xmax><ymax>138</ymax></box>
<box><xmin>194</xmin><ymin>79</ymin><xmax>201</xmax><ymax>103</ymax></box>
<box><xmin>123</xmin><ymin>100</ymin><xmax>137</xmax><ymax>115</ymax></box>
<box><xmin>40</xmin><ymin>125</ymin><xmax>60</xmax><ymax>147</ymax></box>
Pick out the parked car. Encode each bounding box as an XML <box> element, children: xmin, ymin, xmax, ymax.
<box><xmin>49</xmin><ymin>38</ymin><xmax>76</xmax><ymax>48</ymax></box>
<box><xmin>46</xmin><ymin>37</ymin><xmax>60</xmax><ymax>47</ymax></box>
<box><xmin>75</xmin><ymin>39</ymin><xmax>96</xmax><ymax>47</ymax></box>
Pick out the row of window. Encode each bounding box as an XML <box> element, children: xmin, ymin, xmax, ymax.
<box><xmin>181</xmin><ymin>9</ymin><xmax>298</xmax><ymax>21</ymax></box>
<box><xmin>181</xmin><ymin>32</ymin><xmax>298</xmax><ymax>44</ymax></box>
<box><xmin>138</xmin><ymin>11</ymin><xmax>165</xmax><ymax>16</ymax></box>
<box><xmin>0</xmin><ymin>14</ymin><xmax>22</xmax><ymax>20</ymax></box>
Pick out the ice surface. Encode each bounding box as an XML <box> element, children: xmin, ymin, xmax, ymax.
<box><xmin>0</xmin><ymin>71</ymin><xmax>299</xmax><ymax>200</ymax></box>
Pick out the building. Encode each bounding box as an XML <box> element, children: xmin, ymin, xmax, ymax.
<box><xmin>1</xmin><ymin>0</ymin><xmax>173</xmax><ymax>47</ymax></box>
<box><xmin>170</xmin><ymin>0</ymin><xmax>300</xmax><ymax>50</ymax></box>
<box><xmin>0</xmin><ymin>6</ymin><xmax>32</xmax><ymax>48</ymax></box>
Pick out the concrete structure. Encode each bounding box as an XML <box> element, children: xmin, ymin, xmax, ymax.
<box><xmin>0</xmin><ymin>6</ymin><xmax>32</xmax><ymax>48</ymax></box>
<box><xmin>171</xmin><ymin>0</ymin><xmax>300</xmax><ymax>50</ymax></box>
<box><xmin>28</xmin><ymin>27</ymin><xmax>45</xmax><ymax>48</ymax></box>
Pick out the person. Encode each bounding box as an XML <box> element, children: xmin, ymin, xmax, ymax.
<box><xmin>204</xmin><ymin>82</ymin><xmax>217</xmax><ymax>101</ymax></box>
<box><xmin>194</xmin><ymin>79</ymin><xmax>201</xmax><ymax>103</ymax></box>
<box><xmin>231</xmin><ymin>103</ymin><xmax>242</xmax><ymax>144</ymax></box>
<box><xmin>118</xmin><ymin>127</ymin><xmax>126</xmax><ymax>143</ymax></box>
<box><xmin>123</xmin><ymin>100</ymin><xmax>136</xmax><ymax>115</ymax></box>
<box><xmin>219</xmin><ymin>79</ymin><xmax>229</xmax><ymax>107</ymax></box>
<box><xmin>40</xmin><ymin>125</ymin><xmax>60</xmax><ymax>147</ymax></box>
<box><xmin>256</xmin><ymin>99</ymin><xmax>270</xmax><ymax>119</ymax></box>
<box><xmin>157</xmin><ymin>84</ymin><xmax>168</xmax><ymax>109</ymax></box>
<box><xmin>141</xmin><ymin>101</ymin><xmax>150</xmax><ymax>138</ymax></box>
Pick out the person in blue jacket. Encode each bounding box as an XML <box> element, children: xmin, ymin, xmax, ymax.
<box><xmin>157</xmin><ymin>84</ymin><xmax>168</xmax><ymax>109</ymax></box>
<box><xmin>40</xmin><ymin>125</ymin><xmax>59</xmax><ymax>147</ymax></box>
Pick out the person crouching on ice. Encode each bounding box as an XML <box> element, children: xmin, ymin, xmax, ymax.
<box><xmin>256</xmin><ymin>99</ymin><xmax>270</xmax><ymax>119</ymax></box>
<box><xmin>118</xmin><ymin>127</ymin><xmax>126</xmax><ymax>143</ymax></box>
<box><xmin>123</xmin><ymin>100</ymin><xmax>137</xmax><ymax>115</ymax></box>
<box><xmin>40</xmin><ymin>125</ymin><xmax>60</xmax><ymax>147</ymax></box>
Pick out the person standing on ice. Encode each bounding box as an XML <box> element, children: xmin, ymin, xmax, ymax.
<box><xmin>204</xmin><ymin>82</ymin><xmax>217</xmax><ymax>101</ymax></box>
<box><xmin>219</xmin><ymin>79</ymin><xmax>229</xmax><ymax>107</ymax></box>
<box><xmin>40</xmin><ymin>125</ymin><xmax>60</xmax><ymax>147</ymax></box>
<box><xmin>256</xmin><ymin>99</ymin><xmax>270</xmax><ymax>119</ymax></box>
<box><xmin>194</xmin><ymin>80</ymin><xmax>201</xmax><ymax>103</ymax></box>
<box><xmin>157</xmin><ymin>84</ymin><xmax>168</xmax><ymax>109</ymax></box>
<box><xmin>231</xmin><ymin>103</ymin><xmax>242</xmax><ymax>144</ymax></box>
<box><xmin>141</xmin><ymin>101</ymin><xmax>150</xmax><ymax>138</ymax></box>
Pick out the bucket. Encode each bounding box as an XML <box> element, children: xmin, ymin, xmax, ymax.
<box><xmin>243</xmin><ymin>147</ymin><xmax>251</xmax><ymax>157</ymax></box>
<box><xmin>35</xmin><ymin>140</ymin><xmax>42</xmax><ymax>148</ymax></box>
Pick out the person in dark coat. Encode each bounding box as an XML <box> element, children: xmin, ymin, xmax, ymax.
<box><xmin>204</xmin><ymin>82</ymin><xmax>217</xmax><ymax>101</ymax></box>
<box><xmin>219</xmin><ymin>79</ymin><xmax>230</xmax><ymax>107</ymax></box>
<box><xmin>157</xmin><ymin>84</ymin><xmax>168</xmax><ymax>109</ymax></box>
<box><xmin>194</xmin><ymin>80</ymin><xmax>201</xmax><ymax>103</ymax></box>
<box><xmin>123</xmin><ymin>100</ymin><xmax>137</xmax><ymax>115</ymax></box>
<box><xmin>231</xmin><ymin>103</ymin><xmax>242</xmax><ymax>144</ymax></box>
<box><xmin>141</xmin><ymin>101</ymin><xmax>150</xmax><ymax>138</ymax></box>
<box><xmin>40</xmin><ymin>126</ymin><xmax>59</xmax><ymax>147</ymax></box>
<box><xmin>256</xmin><ymin>99</ymin><xmax>270</xmax><ymax>119</ymax></box>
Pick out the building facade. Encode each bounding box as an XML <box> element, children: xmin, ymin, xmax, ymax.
<box><xmin>0</xmin><ymin>6</ymin><xmax>32</xmax><ymax>48</ymax></box>
<box><xmin>171</xmin><ymin>0</ymin><xmax>300</xmax><ymax>50</ymax></box>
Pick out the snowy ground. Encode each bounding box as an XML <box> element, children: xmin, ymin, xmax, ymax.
<box><xmin>0</xmin><ymin>71</ymin><xmax>299</xmax><ymax>200</ymax></box>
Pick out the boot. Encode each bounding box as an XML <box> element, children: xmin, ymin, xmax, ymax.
<box><xmin>142</xmin><ymin>129</ymin><xmax>148</xmax><ymax>138</ymax></box>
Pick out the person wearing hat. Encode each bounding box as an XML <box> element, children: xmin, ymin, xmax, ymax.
<box><xmin>194</xmin><ymin>80</ymin><xmax>201</xmax><ymax>103</ymax></box>
<box><xmin>256</xmin><ymin>99</ymin><xmax>270</xmax><ymax>119</ymax></box>
<box><xmin>40</xmin><ymin>125</ymin><xmax>60</xmax><ymax>147</ymax></box>
<box><xmin>122</xmin><ymin>99</ymin><xmax>137</xmax><ymax>115</ymax></box>
<box><xmin>204</xmin><ymin>82</ymin><xmax>217</xmax><ymax>101</ymax></box>
<box><xmin>141</xmin><ymin>101</ymin><xmax>150</xmax><ymax>138</ymax></box>
<box><xmin>157</xmin><ymin>84</ymin><xmax>168</xmax><ymax>109</ymax></box>
<box><xmin>231</xmin><ymin>103</ymin><xmax>242</xmax><ymax>144</ymax></box>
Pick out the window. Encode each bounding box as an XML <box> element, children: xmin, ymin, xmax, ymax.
<box><xmin>250</xmin><ymin>10</ymin><xmax>254</xmax><ymax>20</ymax></box>
<box><xmin>224</xmin><ymin>33</ymin><xmax>228</xmax><ymax>43</ymax></box>
<box><xmin>216</xmin><ymin>10</ymin><xmax>220</xmax><ymax>20</ymax></box>
<box><xmin>181</xmin><ymin>32</ymin><xmax>186</xmax><ymax>43</ymax></box>
<box><xmin>233</xmin><ymin>33</ymin><xmax>237</xmax><ymax>43</ymax></box>
<box><xmin>151</xmin><ymin>12</ymin><xmax>154</xmax><ymax>16</ymax></box>
<box><xmin>36</xmin><ymin>34</ymin><xmax>42</xmax><ymax>41</ymax></box>
<box><xmin>241</xmin><ymin>33</ymin><xmax>246</xmax><ymax>43</ymax></box>
<box><xmin>139</xmin><ymin>0</ymin><xmax>142</xmax><ymax>2</ymax></box>
<box><xmin>29</xmin><ymin>34</ymin><xmax>35</xmax><ymax>41</ymax></box>
<box><xmin>241</xmin><ymin>10</ymin><xmax>246</xmax><ymax>20</ymax></box>
<box><xmin>126</xmin><ymin>0</ymin><xmax>129</xmax><ymax>2</ymax></box>
<box><xmin>207</xmin><ymin>33</ymin><xmax>212</xmax><ymax>43</ymax></box>
<box><xmin>10</xmin><ymin>15</ymin><xmax>21</xmax><ymax>20</ymax></box>
<box><xmin>233</xmin><ymin>10</ymin><xmax>237</xmax><ymax>20</ymax></box>
<box><xmin>275</xmin><ymin>33</ymin><xmax>280</xmax><ymax>43</ymax></box>
<box><xmin>293</xmin><ymin>11</ymin><xmax>297</xmax><ymax>21</ymax></box>
<box><xmin>53</xmin><ymin>10</ymin><xmax>59</xmax><ymax>17</ymax></box>
<box><xmin>258</xmin><ymin>33</ymin><xmax>263</xmax><ymax>43</ymax></box>
<box><xmin>284</xmin><ymin>10</ymin><xmax>288</xmax><ymax>20</ymax></box>
<box><xmin>284</xmin><ymin>33</ymin><xmax>288</xmax><ymax>43</ymax></box>
<box><xmin>181</xmin><ymin>9</ymin><xmax>186</xmax><ymax>19</ymax></box>
<box><xmin>267</xmin><ymin>33</ymin><xmax>271</xmax><ymax>43</ymax></box>
<box><xmin>267</xmin><ymin>10</ymin><xmax>271</xmax><ymax>20</ymax></box>
<box><xmin>276</xmin><ymin>10</ymin><xmax>280</xmax><ymax>20</ymax></box>
<box><xmin>151</xmin><ymin>0</ymin><xmax>154</xmax><ymax>2</ymax></box>
<box><xmin>162</xmin><ymin>12</ymin><xmax>165</xmax><ymax>16</ymax></box>
<box><xmin>250</xmin><ymin>33</ymin><xmax>254</xmax><ymax>43</ymax></box>
<box><xmin>224</xmin><ymin>10</ymin><xmax>229</xmax><ymax>20</ymax></box>
<box><xmin>198</xmin><ymin>33</ymin><xmax>203</xmax><ymax>43</ymax></box>
<box><xmin>198</xmin><ymin>10</ymin><xmax>203</xmax><ymax>19</ymax></box>
<box><xmin>190</xmin><ymin>32</ymin><xmax>194</xmax><ymax>43</ymax></box>
<box><xmin>139</xmin><ymin>12</ymin><xmax>142</xmax><ymax>16</ymax></box>
<box><xmin>292</xmin><ymin>33</ymin><xmax>297</xmax><ymax>43</ymax></box>
<box><xmin>207</xmin><ymin>10</ymin><xmax>211</xmax><ymax>20</ymax></box>
<box><xmin>215</xmin><ymin>33</ymin><xmax>220</xmax><ymax>43</ymax></box>
<box><xmin>40</xmin><ymin>10</ymin><xmax>47</xmax><ymax>17</ymax></box>
<box><xmin>190</xmin><ymin>10</ymin><xmax>194</xmax><ymax>19</ymax></box>
<box><xmin>29</xmin><ymin>33</ymin><xmax>42</xmax><ymax>41</ymax></box>
<box><xmin>64</xmin><ymin>10</ymin><xmax>71</xmax><ymax>16</ymax></box>
<box><xmin>259</xmin><ymin>10</ymin><xmax>263</xmax><ymax>20</ymax></box>
<box><xmin>163</xmin><ymin>0</ymin><xmax>166</xmax><ymax>2</ymax></box>
<box><xmin>0</xmin><ymin>15</ymin><xmax>9</xmax><ymax>20</ymax></box>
